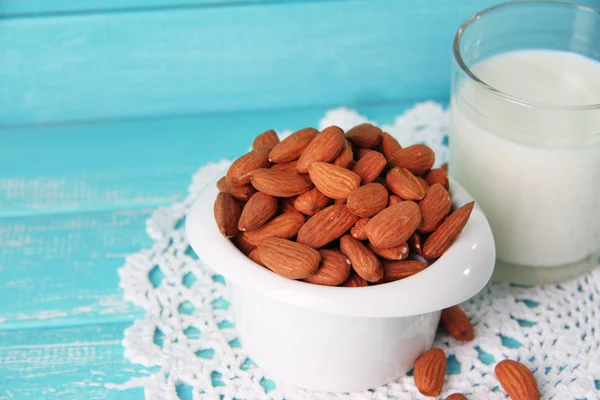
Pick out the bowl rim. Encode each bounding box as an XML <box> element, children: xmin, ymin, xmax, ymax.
<box><xmin>186</xmin><ymin>177</ymin><xmax>496</xmax><ymax>318</ymax></box>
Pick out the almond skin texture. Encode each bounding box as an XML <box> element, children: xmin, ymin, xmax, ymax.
<box><xmin>252</xmin><ymin>129</ymin><xmax>279</xmax><ymax>150</ymax></box>
<box><xmin>296</xmin><ymin>126</ymin><xmax>346</xmax><ymax>173</ymax></box>
<box><xmin>293</xmin><ymin>187</ymin><xmax>332</xmax><ymax>216</ymax></box>
<box><xmin>357</xmin><ymin>147</ymin><xmax>375</xmax><ymax>159</ymax></box>
<box><xmin>233</xmin><ymin>231</ymin><xmax>256</xmax><ymax>255</ymax></box>
<box><xmin>258</xmin><ymin>238</ymin><xmax>321</xmax><ymax>279</ymax></box>
<box><xmin>495</xmin><ymin>360</ymin><xmax>540</xmax><ymax>400</ymax></box>
<box><xmin>414</xmin><ymin>348</ymin><xmax>447</xmax><ymax>397</ymax></box>
<box><xmin>214</xmin><ymin>193</ymin><xmax>241</xmax><ymax>238</ymax></box>
<box><xmin>386</xmin><ymin>167</ymin><xmax>426</xmax><ymax>201</ymax></box>
<box><xmin>381</xmin><ymin>132</ymin><xmax>402</xmax><ymax>160</ymax></box>
<box><xmin>409</xmin><ymin>232</ymin><xmax>424</xmax><ymax>255</ymax></box>
<box><xmin>269</xmin><ymin>127</ymin><xmax>318</xmax><ymax>163</ymax></box>
<box><xmin>297</xmin><ymin>203</ymin><xmax>359</xmax><ymax>249</ymax></box>
<box><xmin>217</xmin><ymin>177</ymin><xmax>256</xmax><ymax>202</ymax></box>
<box><xmin>346</xmin><ymin>123</ymin><xmax>383</xmax><ymax>149</ymax></box>
<box><xmin>270</xmin><ymin>161</ymin><xmax>299</xmax><ymax>173</ymax></box>
<box><xmin>388</xmin><ymin>144</ymin><xmax>435</xmax><ymax>176</ymax></box>
<box><xmin>441</xmin><ymin>305</ymin><xmax>475</xmax><ymax>342</ymax></box>
<box><xmin>351</xmin><ymin>218</ymin><xmax>370</xmax><ymax>240</ymax></box>
<box><xmin>346</xmin><ymin>183</ymin><xmax>389</xmax><ymax>218</ymax></box>
<box><xmin>243</xmin><ymin>211</ymin><xmax>305</xmax><ymax>246</ymax></box>
<box><xmin>249</xmin><ymin>169</ymin><xmax>313</xmax><ymax>197</ymax></box>
<box><xmin>366</xmin><ymin>201</ymin><xmax>422</xmax><ymax>248</ymax></box>
<box><xmin>237</xmin><ymin>192</ymin><xmax>278</xmax><ymax>231</ymax></box>
<box><xmin>417</xmin><ymin>176</ymin><xmax>430</xmax><ymax>191</ymax></box>
<box><xmin>368</xmin><ymin>242</ymin><xmax>409</xmax><ymax>260</ymax></box>
<box><xmin>423</xmin><ymin>201</ymin><xmax>475</xmax><ymax>259</ymax></box>
<box><xmin>333</xmin><ymin>139</ymin><xmax>354</xmax><ymax>169</ymax></box>
<box><xmin>227</xmin><ymin>148</ymin><xmax>271</xmax><ymax>187</ymax></box>
<box><xmin>340</xmin><ymin>234</ymin><xmax>383</xmax><ymax>282</ymax></box>
<box><xmin>426</xmin><ymin>168</ymin><xmax>450</xmax><ymax>190</ymax></box>
<box><xmin>388</xmin><ymin>195</ymin><xmax>403</xmax><ymax>206</ymax></box>
<box><xmin>419</xmin><ymin>183</ymin><xmax>452</xmax><ymax>233</ymax></box>
<box><xmin>380</xmin><ymin>260</ymin><xmax>427</xmax><ymax>282</ymax></box>
<box><xmin>352</xmin><ymin>151</ymin><xmax>387</xmax><ymax>184</ymax></box>
<box><xmin>342</xmin><ymin>271</ymin><xmax>368</xmax><ymax>287</ymax></box>
<box><xmin>308</xmin><ymin>162</ymin><xmax>361</xmax><ymax>200</ymax></box>
<box><xmin>303</xmin><ymin>249</ymin><xmax>352</xmax><ymax>286</ymax></box>
<box><xmin>248</xmin><ymin>249</ymin><xmax>265</xmax><ymax>266</ymax></box>
<box><xmin>446</xmin><ymin>394</ymin><xmax>468</xmax><ymax>400</ymax></box>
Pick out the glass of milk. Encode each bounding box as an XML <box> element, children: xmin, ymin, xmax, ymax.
<box><xmin>450</xmin><ymin>0</ymin><xmax>600</xmax><ymax>284</ymax></box>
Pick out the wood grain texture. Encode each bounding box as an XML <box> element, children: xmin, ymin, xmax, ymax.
<box><xmin>0</xmin><ymin>0</ymin><xmax>501</xmax><ymax>125</ymax></box>
<box><xmin>0</xmin><ymin>323</ymin><xmax>148</xmax><ymax>399</ymax></box>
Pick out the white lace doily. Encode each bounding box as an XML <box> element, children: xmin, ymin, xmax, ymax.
<box><xmin>114</xmin><ymin>102</ymin><xmax>600</xmax><ymax>400</ymax></box>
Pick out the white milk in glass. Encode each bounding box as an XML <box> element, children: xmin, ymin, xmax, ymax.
<box><xmin>451</xmin><ymin>49</ymin><xmax>600</xmax><ymax>281</ymax></box>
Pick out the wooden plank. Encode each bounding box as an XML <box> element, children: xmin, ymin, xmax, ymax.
<box><xmin>0</xmin><ymin>322</ymin><xmax>147</xmax><ymax>399</ymax></box>
<box><xmin>0</xmin><ymin>0</ymin><xmax>277</xmax><ymax>17</ymax></box>
<box><xmin>0</xmin><ymin>0</ymin><xmax>499</xmax><ymax>125</ymax></box>
<box><xmin>0</xmin><ymin>101</ymin><xmax>412</xmax><ymax>215</ymax></box>
<box><xmin>0</xmin><ymin>209</ymin><xmax>151</xmax><ymax>328</ymax></box>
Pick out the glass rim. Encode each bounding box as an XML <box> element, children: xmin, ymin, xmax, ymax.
<box><xmin>453</xmin><ymin>0</ymin><xmax>600</xmax><ymax>111</ymax></box>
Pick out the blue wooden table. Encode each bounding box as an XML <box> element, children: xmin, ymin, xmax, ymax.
<box><xmin>1</xmin><ymin>0</ymin><xmax>599</xmax><ymax>398</ymax></box>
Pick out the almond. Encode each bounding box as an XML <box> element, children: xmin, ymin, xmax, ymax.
<box><xmin>279</xmin><ymin>196</ymin><xmax>298</xmax><ymax>214</ymax></box>
<box><xmin>352</xmin><ymin>151</ymin><xmax>387</xmax><ymax>184</ymax></box>
<box><xmin>386</xmin><ymin>167</ymin><xmax>426</xmax><ymax>200</ymax></box>
<box><xmin>233</xmin><ymin>231</ymin><xmax>256</xmax><ymax>255</ymax></box>
<box><xmin>380</xmin><ymin>260</ymin><xmax>427</xmax><ymax>282</ymax></box>
<box><xmin>270</xmin><ymin>161</ymin><xmax>299</xmax><ymax>173</ymax></box>
<box><xmin>441</xmin><ymin>162</ymin><xmax>448</xmax><ymax>172</ymax></box>
<box><xmin>446</xmin><ymin>394</ymin><xmax>468</xmax><ymax>400</ymax></box>
<box><xmin>303</xmin><ymin>249</ymin><xmax>352</xmax><ymax>286</ymax></box>
<box><xmin>388</xmin><ymin>194</ymin><xmax>403</xmax><ymax>206</ymax></box>
<box><xmin>243</xmin><ymin>211</ymin><xmax>305</xmax><ymax>246</ymax></box>
<box><xmin>409</xmin><ymin>232</ymin><xmax>423</xmax><ymax>255</ymax></box>
<box><xmin>357</xmin><ymin>147</ymin><xmax>375</xmax><ymax>159</ymax></box>
<box><xmin>381</xmin><ymin>132</ymin><xmax>402</xmax><ymax>160</ymax></box>
<box><xmin>214</xmin><ymin>193</ymin><xmax>241</xmax><ymax>238</ymax></box>
<box><xmin>388</xmin><ymin>144</ymin><xmax>435</xmax><ymax>176</ymax></box>
<box><xmin>340</xmin><ymin>234</ymin><xmax>383</xmax><ymax>282</ymax></box>
<box><xmin>249</xmin><ymin>168</ymin><xmax>313</xmax><ymax>197</ymax></box>
<box><xmin>293</xmin><ymin>187</ymin><xmax>332</xmax><ymax>216</ymax></box>
<box><xmin>342</xmin><ymin>271</ymin><xmax>368</xmax><ymax>287</ymax></box>
<box><xmin>248</xmin><ymin>249</ymin><xmax>265</xmax><ymax>267</ymax></box>
<box><xmin>368</xmin><ymin>242</ymin><xmax>409</xmax><ymax>260</ymax></box>
<box><xmin>252</xmin><ymin>129</ymin><xmax>279</xmax><ymax>150</ymax></box>
<box><xmin>423</xmin><ymin>201</ymin><xmax>475</xmax><ymax>258</ymax></box>
<box><xmin>269</xmin><ymin>127</ymin><xmax>318</xmax><ymax>163</ymax></box>
<box><xmin>414</xmin><ymin>348</ymin><xmax>447</xmax><ymax>397</ymax></box>
<box><xmin>227</xmin><ymin>148</ymin><xmax>271</xmax><ymax>186</ymax></box>
<box><xmin>346</xmin><ymin>123</ymin><xmax>383</xmax><ymax>148</ymax></box>
<box><xmin>217</xmin><ymin>177</ymin><xmax>256</xmax><ymax>202</ymax></box>
<box><xmin>258</xmin><ymin>237</ymin><xmax>321</xmax><ymax>279</ymax></box>
<box><xmin>441</xmin><ymin>305</ymin><xmax>475</xmax><ymax>341</ymax></box>
<box><xmin>417</xmin><ymin>176</ymin><xmax>430</xmax><ymax>191</ymax></box>
<box><xmin>426</xmin><ymin>168</ymin><xmax>450</xmax><ymax>190</ymax></box>
<box><xmin>495</xmin><ymin>360</ymin><xmax>540</xmax><ymax>400</ymax></box>
<box><xmin>297</xmin><ymin>203</ymin><xmax>359</xmax><ymax>248</ymax></box>
<box><xmin>333</xmin><ymin>139</ymin><xmax>354</xmax><ymax>169</ymax></box>
<box><xmin>351</xmin><ymin>217</ymin><xmax>370</xmax><ymax>240</ymax></box>
<box><xmin>237</xmin><ymin>192</ymin><xmax>278</xmax><ymax>231</ymax></box>
<box><xmin>346</xmin><ymin>183</ymin><xmax>388</xmax><ymax>218</ymax></box>
<box><xmin>366</xmin><ymin>201</ymin><xmax>422</xmax><ymax>248</ymax></box>
<box><xmin>419</xmin><ymin>184</ymin><xmax>452</xmax><ymax>233</ymax></box>
<box><xmin>308</xmin><ymin>162</ymin><xmax>361</xmax><ymax>200</ymax></box>
<box><xmin>296</xmin><ymin>126</ymin><xmax>345</xmax><ymax>173</ymax></box>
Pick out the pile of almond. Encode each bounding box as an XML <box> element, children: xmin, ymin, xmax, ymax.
<box><xmin>214</xmin><ymin>124</ymin><xmax>475</xmax><ymax>286</ymax></box>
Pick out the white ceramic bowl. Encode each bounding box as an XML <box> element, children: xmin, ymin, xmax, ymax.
<box><xmin>186</xmin><ymin>178</ymin><xmax>495</xmax><ymax>393</ymax></box>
